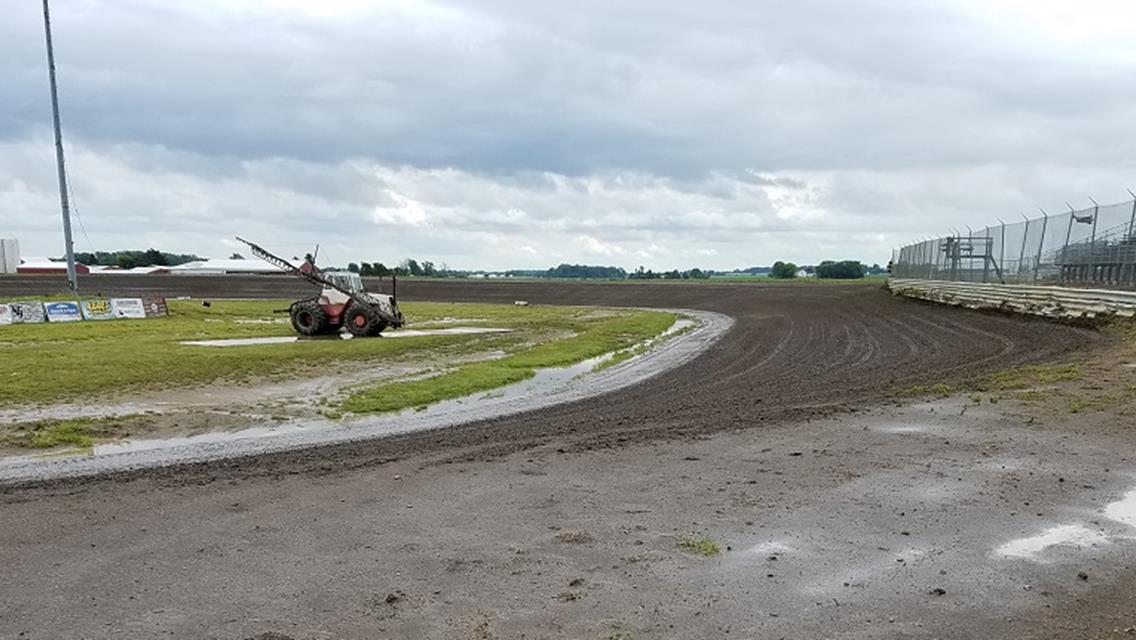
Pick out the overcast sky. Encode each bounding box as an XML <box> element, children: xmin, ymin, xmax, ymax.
<box><xmin>2</xmin><ymin>0</ymin><xmax>1135</xmax><ymax>270</ymax></box>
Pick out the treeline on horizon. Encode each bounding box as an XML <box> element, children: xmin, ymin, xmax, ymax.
<box><xmin>61</xmin><ymin>250</ymin><xmax>885</xmax><ymax>280</ymax></box>
<box><xmin>768</xmin><ymin>260</ymin><xmax>887</xmax><ymax>279</ymax></box>
<box><xmin>346</xmin><ymin>260</ymin><xmax>885</xmax><ymax>280</ymax></box>
<box><xmin>72</xmin><ymin>249</ymin><xmax>204</xmax><ymax>269</ymax></box>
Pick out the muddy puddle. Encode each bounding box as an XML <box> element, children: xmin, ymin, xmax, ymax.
<box><xmin>181</xmin><ymin>326</ymin><xmax>511</xmax><ymax>347</ymax></box>
<box><xmin>994</xmin><ymin>485</ymin><xmax>1136</xmax><ymax>560</ymax></box>
<box><xmin>0</xmin><ymin>312</ymin><xmax>726</xmax><ymax>482</ymax></box>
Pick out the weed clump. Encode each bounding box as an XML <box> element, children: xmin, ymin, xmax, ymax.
<box><xmin>677</xmin><ymin>534</ymin><xmax>721</xmax><ymax>557</ymax></box>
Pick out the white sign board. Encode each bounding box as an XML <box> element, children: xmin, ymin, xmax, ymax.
<box><xmin>45</xmin><ymin>301</ymin><xmax>82</xmax><ymax>322</ymax></box>
<box><xmin>8</xmin><ymin>301</ymin><xmax>45</xmax><ymax>324</ymax></box>
<box><xmin>0</xmin><ymin>304</ymin><xmax>11</xmax><ymax>326</ymax></box>
<box><xmin>81</xmin><ymin>299</ymin><xmax>114</xmax><ymax>320</ymax></box>
<box><xmin>111</xmin><ymin>298</ymin><xmax>147</xmax><ymax>319</ymax></box>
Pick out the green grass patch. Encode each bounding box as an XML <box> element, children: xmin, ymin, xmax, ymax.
<box><xmin>0</xmin><ymin>416</ymin><xmax>149</xmax><ymax>449</ymax></box>
<box><xmin>0</xmin><ymin>300</ymin><xmax>665</xmax><ymax>407</ymax></box>
<box><xmin>341</xmin><ymin>310</ymin><xmax>676</xmax><ymax>414</ymax></box>
<box><xmin>676</xmin><ymin>534</ymin><xmax>721</xmax><ymax>557</ymax></box>
<box><xmin>985</xmin><ymin>364</ymin><xmax>1081</xmax><ymax>391</ymax></box>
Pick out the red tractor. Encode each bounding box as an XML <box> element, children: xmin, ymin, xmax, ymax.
<box><xmin>237</xmin><ymin>237</ymin><xmax>405</xmax><ymax>337</ymax></box>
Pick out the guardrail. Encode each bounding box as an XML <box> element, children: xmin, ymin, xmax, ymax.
<box><xmin>888</xmin><ymin>278</ymin><xmax>1136</xmax><ymax>319</ymax></box>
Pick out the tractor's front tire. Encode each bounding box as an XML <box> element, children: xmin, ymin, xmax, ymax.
<box><xmin>291</xmin><ymin>299</ymin><xmax>330</xmax><ymax>336</ymax></box>
<box><xmin>344</xmin><ymin>305</ymin><xmax>387</xmax><ymax>337</ymax></box>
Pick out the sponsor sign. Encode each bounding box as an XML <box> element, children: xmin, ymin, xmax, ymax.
<box><xmin>0</xmin><ymin>304</ymin><xmax>11</xmax><ymax>326</ymax></box>
<box><xmin>8</xmin><ymin>301</ymin><xmax>45</xmax><ymax>324</ymax></box>
<box><xmin>142</xmin><ymin>297</ymin><xmax>169</xmax><ymax>318</ymax></box>
<box><xmin>45</xmin><ymin>301</ymin><xmax>82</xmax><ymax>323</ymax></box>
<box><xmin>81</xmin><ymin>299</ymin><xmax>115</xmax><ymax>321</ymax></box>
<box><xmin>111</xmin><ymin>298</ymin><xmax>146</xmax><ymax>319</ymax></box>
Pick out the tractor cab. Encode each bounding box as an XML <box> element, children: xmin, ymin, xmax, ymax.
<box><xmin>326</xmin><ymin>271</ymin><xmax>365</xmax><ymax>294</ymax></box>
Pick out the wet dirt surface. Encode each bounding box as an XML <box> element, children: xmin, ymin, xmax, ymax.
<box><xmin>0</xmin><ymin>313</ymin><xmax>721</xmax><ymax>483</ymax></box>
<box><xmin>1</xmin><ymin>278</ymin><xmax>1132</xmax><ymax>639</ymax></box>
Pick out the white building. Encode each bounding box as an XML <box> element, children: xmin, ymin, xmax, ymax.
<box><xmin>167</xmin><ymin>259</ymin><xmax>285</xmax><ymax>275</ymax></box>
<box><xmin>0</xmin><ymin>239</ymin><xmax>19</xmax><ymax>274</ymax></box>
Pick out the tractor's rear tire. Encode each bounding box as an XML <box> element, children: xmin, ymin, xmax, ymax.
<box><xmin>344</xmin><ymin>305</ymin><xmax>387</xmax><ymax>337</ymax></box>
<box><xmin>291</xmin><ymin>299</ymin><xmax>330</xmax><ymax>336</ymax></box>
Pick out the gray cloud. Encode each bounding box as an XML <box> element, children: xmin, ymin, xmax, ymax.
<box><xmin>2</xmin><ymin>0</ymin><xmax>1135</xmax><ymax>269</ymax></box>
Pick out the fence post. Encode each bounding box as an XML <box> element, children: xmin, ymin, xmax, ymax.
<box><xmin>1128</xmin><ymin>190</ymin><xmax>1136</xmax><ymax>239</ymax></box>
<box><xmin>998</xmin><ymin>218</ymin><xmax>1006</xmax><ymax>279</ymax></box>
<box><xmin>1033</xmin><ymin>209</ymin><xmax>1048</xmax><ymax>283</ymax></box>
<box><xmin>1127</xmin><ymin>190</ymin><xmax>1136</xmax><ymax>286</ymax></box>
<box><xmin>982</xmin><ymin>226</ymin><xmax>991</xmax><ymax>283</ymax></box>
<box><xmin>1086</xmin><ymin>197</ymin><xmax>1099</xmax><ymax>284</ymax></box>
<box><xmin>1062</xmin><ymin>203</ymin><xmax>1076</xmax><ymax>283</ymax></box>
<box><xmin>1017</xmin><ymin>215</ymin><xmax>1030</xmax><ymax>283</ymax></box>
<box><xmin>935</xmin><ymin>236</ymin><xmax>943</xmax><ymax>280</ymax></box>
<box><xmin>926</xmin><ymin>239</ymin><xmax>934</xmax><ymax>279</ymax></box>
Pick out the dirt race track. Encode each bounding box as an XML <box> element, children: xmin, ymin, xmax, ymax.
<box><xmin>3</xmin><ymin>276</ymin><xmax>1134</xmax><ymax>639</ymax></box>
<box><xmin>0</xmin><ymin>276</ymin><xmax>1095</xmax><ymax>478</ymax></box>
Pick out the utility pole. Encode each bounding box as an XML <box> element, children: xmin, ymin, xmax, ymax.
<box><xmin>42</xmin><ymin>0</ymin><xmax>78</xmax><ymax>292</ymax></box>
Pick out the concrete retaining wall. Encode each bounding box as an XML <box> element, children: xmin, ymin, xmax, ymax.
<box><xmin>889</xmin><ymin>278</ymin><xmax>1136</xmax><ymax>319</ymax></box>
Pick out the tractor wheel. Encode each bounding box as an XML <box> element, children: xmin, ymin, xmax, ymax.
<box><xmin>344</xmin><ymin>305</ymin><xmax>386</xmax><ymax>337</ymax></box>
<box><xmin>290</xmin><ymin>299</ymin><xmax>330</xmax><ymax>336</ymax></box>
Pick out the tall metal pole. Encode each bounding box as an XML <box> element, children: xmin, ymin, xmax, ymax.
<box><xmin>42</xmin><ymin>0</ymin><xmax>78</xmax><ymax>292</ymax></box>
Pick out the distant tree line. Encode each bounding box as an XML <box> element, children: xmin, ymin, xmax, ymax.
<box><xmin>814</xmin><ymin>260</ymin><xmax>865</xmax><ymax>279</ymax></box>
<box><xmin>346</xmin><ymin>258</ymin><xmax>447</xmax><ymax>277</ymax></box>
<box><xmin>769</xmin><ymin>261</ymin><xmax>799</xmax><ymax>278</ymax></box>
<box><xmin>628</xmin><ymin>266</ymin><xmax>711</xmax><ymax>280</ymax></box>
<box><xmin>768</xmin><ymin>260</ymin><xmax>884</xmax><ymax>279</ymax></box>
<box><xmin>546</xmin><ymin>264</ymin><xmax>627</xmax><ymax>279</ymax></box>
<box><xmin>334</xmin><ymin>259</ymin><xmax>886</xmax><ymax>280</ymax></box>
<box><xmin>73</xmin><ymin>249</ymin><xmax>204</xmax><ymax>269</ymax></box>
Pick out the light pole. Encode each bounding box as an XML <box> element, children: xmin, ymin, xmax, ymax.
<box><xmin>42</xmin><ymin>0</ymin><xmax>78</xmax><ymax>292</ymax></box>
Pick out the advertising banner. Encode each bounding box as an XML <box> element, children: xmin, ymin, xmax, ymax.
<box><xmin>0</xmin><ymin>304</ymin><xmax>11</xmax><ymax>326</ymax></box>
<box><xmin>111</xmin><ymin>298</ymin><xmax>147</xmax><ymax>319</ymax></box>
<box><xmin>80</xmin><ymin>299</ymin><xmax>115</xmax><ymax>321</ymax></box>
<box><xmin>45</xmin><ymin>301</ymin><xmax>82</xmax><ymax>322</ymax></box>
<box><xmin>142</xmin><ymin>297</ymin><xmax>169</xmax><ymax>318</ymax></box>
<box><xmin>9</xmin><ymin>301</ymin><xmax>45</xmax><ymax>324</ymax></box>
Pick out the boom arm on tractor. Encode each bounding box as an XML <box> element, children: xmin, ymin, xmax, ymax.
<box><xmin>235</xmin><ymin>236</ymin><xmax>359</xmax><ymax>300</ymax></box>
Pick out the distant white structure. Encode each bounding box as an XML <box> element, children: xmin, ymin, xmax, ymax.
<box><xmin>17</xmin><ymin>256</ymin><xmax>91</xmax><ymax>275</ymax></box>
<box><xmin>168</xmin><ymin>258</ymin><xmax>285</xmax><ymax>275</ymax></box>
<box><xmin>795</xmin><ymin>268</ymin><xmax>815</xmax><ymax>278</ymax></box>
<box><xmin>0</xmin><ymin>239</ymin><xmax>19</xmax><ymax>274</ymax></box>
<box><xmin>86</xmin><ymin>265</ymin><xmax>171</xmax><ymax>275</ymax></box>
